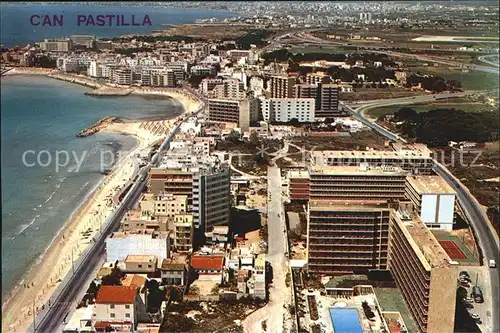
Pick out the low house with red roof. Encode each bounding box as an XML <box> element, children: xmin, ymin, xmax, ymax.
<box><xmin>93</xmin><ymin>285</ymin><xmax>147</xmax><ymax>330</ymax></box>
<box><xmin>190</xmin><ymin>255</ymin><xmax>225</xmax><ymax>282</ymax></box>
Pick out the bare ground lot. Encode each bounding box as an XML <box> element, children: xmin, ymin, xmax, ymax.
<box><xmin>162</xmin><ymin>299</ymin><xmax>266</xmax><ymax>333</ymax></box>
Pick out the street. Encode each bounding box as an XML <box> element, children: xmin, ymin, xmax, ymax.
<box><xmin>243</xmin><ymin>166</ymin><xmax>291</xmax><ymax>333</ymax></box>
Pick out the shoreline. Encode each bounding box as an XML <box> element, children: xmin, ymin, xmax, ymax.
<box><xmin>1</xmin><ymin>69</ymin><xmax>203</xmax><ymax>332</ymax></box>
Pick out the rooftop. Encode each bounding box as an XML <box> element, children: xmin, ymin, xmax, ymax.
<box><xmin>95</xmin><ymin>286</ymin><xmax>137</xmax><ymax>304</ymax></box>
<box><xmin>161</xmin><ymin>257</ymin><xmax>186</xmax><ymax>271</ymax></box>
<box><xmin>288</xmin><ymin>170</ymin><xmax>310</xmax><ymax>179</ymax></box>
<box><xmin>190</xmin><ymin>255</ymin><xmax>224</xmax><ymax>271</ymax></box>
<box><xmin>309</xmin><ymin>200</ymin><xmax>393</xmax><ymax>212</ymax></box>
<box><xmin>309</xmin><ymin>164</ymin><xmax>407</xmax><ymax>176</ymax></box>
<box><xmin>121</xmin><ymin>274</ymin><xmax>147</xmax><ymax>289</ymax></box>
<box><xmin>312</xmin><ymin>149</ymin><xmax>432</xmax><ymax>160</ymax></box>
<box><xmin>393</xmin><ymin>210</ymin><xmax>453</xmax><ymax>269</ymax></box>
<box><xmin>406</xmin><ymin>175</ymin><xmax>456</xmax><ymax>195</ymax></box>
<box><xmin>124</xmin><ymin>255</ymin><xmax>157</xmax><ymax>263</ymax></box>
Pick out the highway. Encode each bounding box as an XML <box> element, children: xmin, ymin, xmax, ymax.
<box><xmin>343</xmin><ymin>94</ymin><xmax>499</xmax><ymax>333</ymax></box>
<box><xmin>31</xmin><ymin>95</ymin><xmax>206</xmax><ymax>332</ymax></box>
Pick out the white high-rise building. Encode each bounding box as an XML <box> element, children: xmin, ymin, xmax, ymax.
<box><xmin>259</xmin><ymin>97</ymin><xmax>315</xmax><ymax>123</ymax></box>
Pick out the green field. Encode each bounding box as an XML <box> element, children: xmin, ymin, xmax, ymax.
<box><xmin>410</xmin><ymin>66</ymin><xmax>500</xmax><ymax>90</ymax></box>
<box><xmin>366</xmin><ymin>101</ymin><xmax>496</xmax><ymax>118</ymax></box>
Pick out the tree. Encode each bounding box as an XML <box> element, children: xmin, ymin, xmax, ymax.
<box><xmin>101</xmin><ymin>267</ymin><xmax>124</xmax><ymax>286</ymax></box>
<box><xmin>227</xmin><ymin>130</ymin><xmax>241</xmax><ymax>143</ymax></box>
<box><xmin>210</xmin><ymin>283</ymin><xmax>220</xmax><ymax>295</ymax></box>
<box><xmin>249</xmin><ymin>131</ymin><xmax>260</xmax><ymax>147</ymax></box>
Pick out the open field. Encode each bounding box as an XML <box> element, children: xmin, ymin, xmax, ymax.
<box><xmin>366</xmin><ymin>100</ymin><xmax>497</xmax><ymax>118</ymax></box>
<box><xmin>409</xmin><ymin>66</ymin><xmax>500</xmax><ymax>90</ymax></box>
<box><xmin>340</xmin><ymin>87</ymin><xmax>426</xmax><ymax>101</ymax></box>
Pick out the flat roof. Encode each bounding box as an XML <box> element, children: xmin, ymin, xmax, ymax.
<box><xmin>312</xmin><ymin>150</ymin><xmax>432</xmax><ymax>160</ymax></box>
<box><xmin>309</xmin><ymin>165</ymin><xmax>407</xmax><ymax>176</ymax></box>
<box><xmin>393</xmin><ymin>210</ymin><xmax>452</xmax><ymax>269</ymax></box>
<box><xmin>124</xmin><ymin>255</ymin><xmax>157</xmax><ymax>263</ymax></box>
<box><xmin>406</xmin><ymin>176</ymin><xmax>456</xmax><ymax>195</ymax></box>
<box><xmin>288</xmin><ymin>170</ymin><xmax>310</xmax><ymax>179</ymax></box>
<box><xmin>309</xmin><ymin>200</ymin><xmax>392</xmax><ymax>212</ymax></box>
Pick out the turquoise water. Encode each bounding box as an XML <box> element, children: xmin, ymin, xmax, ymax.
<box><xmin>329</xmin><ymin>308</ymin><xmax>364</xmax><ymax>333</ymax></box>
<box><xmin>0</xmin><ymin>75</ymin><xmax>182</xmax><ymax>302</ymax></box>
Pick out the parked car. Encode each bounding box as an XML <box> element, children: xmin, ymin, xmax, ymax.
<box><xmin>470</xmin><ymin>313</ymin><xmax>480</xmax><ymax>320</ymax></box>
<box><xmin>464</xmin><ymin>297</ymin><xmax>474</xmax><ymax>303</ymax></box>
<box><xmin>489</xmin><ymin>259</ymin><xmax>497</xmax><ymax>268</ymax></box>
<box><xmin>472</xmin><ymin>286</ymin><xmax>484</xmax><ymax>303</ymax></box>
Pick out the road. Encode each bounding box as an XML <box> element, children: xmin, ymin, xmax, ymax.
<box><xmin>243</xmin><ymin>166</ymin><xmax>291</xmax><ymax>333</ymax></box>
<box><xmin>344</xmin><ymin>95</ymin><xmax>499</xmax><ymax>333</ymax></box>
<box><xmin>31</xmin><ymin>96</ymin><xmax>206</xmax><ymax>332</ymax></box>
<box><xmin>478</xmin><ymin>54</ymin><xmax>500</xmax><ymax>67</ymax></box>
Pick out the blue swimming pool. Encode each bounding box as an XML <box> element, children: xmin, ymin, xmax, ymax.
<box><xmin>329</xmin><ymin>308</ymin><xmax>363</xmax><ymax>333</ymax></box>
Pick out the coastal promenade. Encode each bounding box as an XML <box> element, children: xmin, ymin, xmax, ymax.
<box><xmin>30</xmin><ymin>89</ymin><xmax>206</xmax><ymax>333</ymax></box>
<box><xmin>1</xmin><ymin>71</ymin><xmax>205</xmax><ymax>332</ymax></box>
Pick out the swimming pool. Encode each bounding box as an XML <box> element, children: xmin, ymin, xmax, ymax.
<box><xmin>329</xmin><ymin>308</ymin><xmax>363</xmax><ymax>333</ymax></box>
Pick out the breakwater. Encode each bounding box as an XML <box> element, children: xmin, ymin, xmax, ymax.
<box><xmin>85</xmin><ymin>86</ymin><xmax>132</xmax><ymax>96</ymax></box>
<box><xmin>76</xmin><ymin>116</ymin><xmax>117</xmax><ymax>137</ymax></box>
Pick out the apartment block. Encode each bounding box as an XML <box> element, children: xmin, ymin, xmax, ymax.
<box><xmin>39</xmin><ymin>38</ymin><xmax>73</xmax><ymax>52</ymax></box>
<box><xmin>388</xmin><ymin>207</ymin><xmax>458</xmax><ymax>333</ymax></box>
<box><xmin>311</xmin><ymin>149</ymin><xmax>434</xmax><ymax>175</ymax></box>
<box><xmin>210</xmin><ymin>78</ymin><xmax>246</xmax><ymax>100</ymax></box>
<box><xmin>316</xmin><ymin>83</ymin><xmax>341</xmax><ymax>118</ymax></box>
<box><xmin>201</xmin><ymin>78</ymin><xmax>223</xmax><ymax>95</ymax></box>
<box><xmin>259</xmin><ymin>97</ymin><xmax>315</xmax><ymax>123</ymax></box>
<box><xmin>308</xmin><ymin>164</ymin><xmax>408</xmax><ymax>202</ymax></box>
<box><xmin>406</xmin><ymin>176</ymin><xmax>456</xmax><ymax>230</ymax></box>
<box><xmin>269</xmin><ymin>75</ymin><xmax>297</xmax><ymax>98</ymax></box>
<box><xmin>208</xmin><ymin>98</ymin><xmax>258</xmax><ymax>132</ymax></box>
<box><xmin>192</xmin><ymin>165</ymin><xmax>231</xmax><ymax>231</ymax></box>
<box><xmin>140</xmin><ymin>192</ymin><xmax>188</xmax><ymax>218</ymax></box>
<box><xmin>173</xmin><ymin>214</ymin><xmax>194</xmax><ymax>252</ymax></box>
<box><xmin>307</xmin><ymin>201</ymin><xmax>393</xmax><ymax>275</ymax></box>
<box><xmin>148</xmin><ymin>168</ymin><xmax>194</xmax><ymax>202</ymax></box>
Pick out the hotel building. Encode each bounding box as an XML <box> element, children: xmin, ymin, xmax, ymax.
<box><xmin>269</xmin><ymin>75</ymin><xmax>297</xmax><ymax>98</ymax></box>
<box><xmin>208</xmin><ymin>98</ymin><xmax>259</xmax><ymax>132</ymax></box>
<box><xmin>311</xmin><ymin>147</ymin><xmax>434</xmax><ymax>175</ymax></box>
<box><xmin>405</xmin><ymin>175</ymin><xmax>456</xmax><ymax>230</ymax></box>
<box><xmin>388</xmin><ymin>205</ymin><xmax>458</xmax><ymax>333</ymax></box>
<box><xmin>307</xmin><ymin>200</ymin><xmax>394</xmax><ymax>275</ymax></box>
<box><xmin>259</xmin><ymin>97</ymin><xmax>315</xmax><ymax>123</ymax></box>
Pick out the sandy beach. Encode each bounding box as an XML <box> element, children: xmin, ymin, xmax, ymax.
<box><xmin>1</xmin><ymin>68</ymin><xmax>203</xmax><ymax>332</ymax></box>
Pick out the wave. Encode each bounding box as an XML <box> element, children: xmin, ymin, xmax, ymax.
<box><xmin>44</xmin><ymin>191</ymin><xmax>56</xmax><ymax>204</ymax></box>
<box><xmin>17</xmin><ymin>217</ymin><xmax>37</xmax><ymax>235</ymax></box>
<box><xmin>80</xmin><ymin>181</ymin><xmax>90</xmax><ymax>191</ymax></box>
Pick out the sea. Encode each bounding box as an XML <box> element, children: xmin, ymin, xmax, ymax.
<box><xmin>0</xmin><ymin>3</ymin><xmax>235</xmax><ymax>47</ymax></box>
<box><xmin>0</xmin><ymin>4</ymin><xmax>235</xmax><ymax>303</ymax></box>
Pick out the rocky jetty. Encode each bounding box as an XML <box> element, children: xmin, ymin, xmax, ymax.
<box><xmin>77</xmin><ymin>116</ymin><xmax>117</xmax><ymax>137</ymax></box>
<box><xmin>85</xmin><ymin>86</ymin><xmax>132</xmax><ymax>96</ymax></box>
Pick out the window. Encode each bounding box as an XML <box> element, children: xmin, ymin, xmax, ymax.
<box><xmin>138</xmin><ymin>264</ymin><xmax>143</xmax><ymax>268</ymax></box>
<box><xmin>110</xmin><ymin>313</ymin><xmax>115</xmax><ymax>318</ymax></box>
<box><xmin>110</xmin><ymin>304</ymin><xmax>115</xmax><ymax>309</ymax></box>
<box><xmin>125</xmin><ymin>313</ymin><xmax>131</xmax><ymax>318</ymax></box>
<box><xmin>125</xmin><ymin>304</ymin><xmax>130</xmax><ymax>309</ymax></box>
